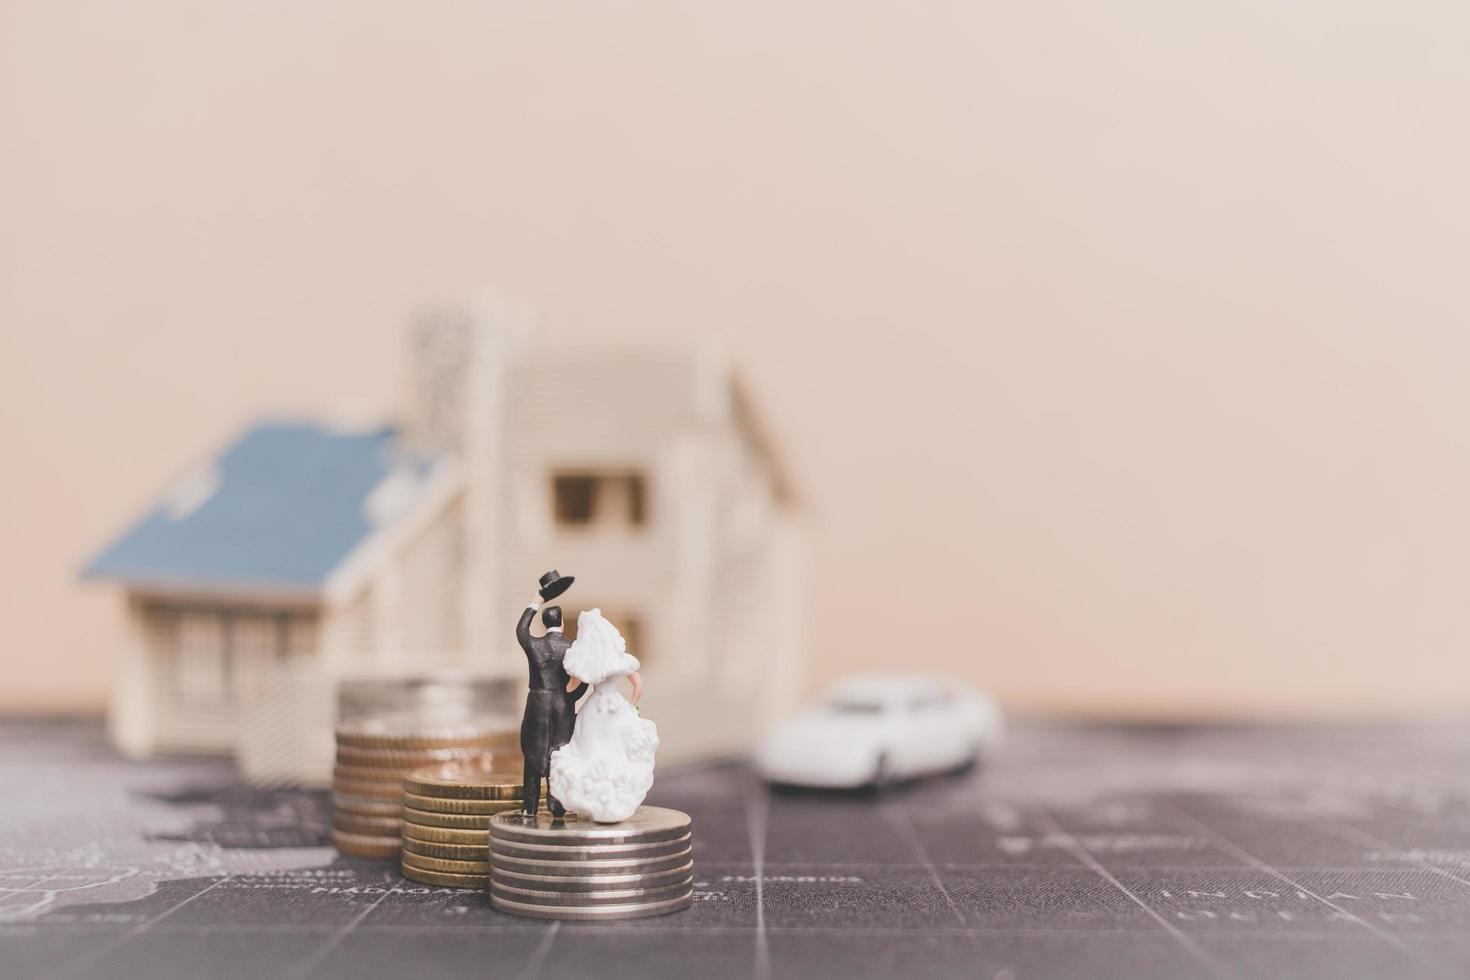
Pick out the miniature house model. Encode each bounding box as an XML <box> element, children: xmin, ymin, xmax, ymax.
<box><xmin>86</xmin><ymin>305</ymin><xmax>805</xmax><ymax>784</ymax></box>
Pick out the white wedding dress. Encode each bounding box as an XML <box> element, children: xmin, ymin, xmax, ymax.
<box><xmin>548</xmin><ymin>609</ymin><xmax>659</xmax><ymax>823</ymax></box>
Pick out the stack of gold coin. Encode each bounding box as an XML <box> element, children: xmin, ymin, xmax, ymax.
<box><xmin>488</xmin><ymin>807</ymin><xmax>694</xmax><ymax>920</ymax></box>
<box><xmin>398</xmin><ymin>759</ymin><xmax>538</xmax><ymax>887</ymax></box>
<box><xmin>331</xmin><ymin>719</ymin><xmax>518</xmax><ymax>860</ymax></box>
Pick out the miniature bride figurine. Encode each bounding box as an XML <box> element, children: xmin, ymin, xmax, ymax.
<box><xmin>547</xmin><ymin>609</ymin><xmax>659</xmax><ymax>822</ymax></box>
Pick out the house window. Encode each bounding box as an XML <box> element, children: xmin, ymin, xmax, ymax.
<box><xmin>552</xmin><ymin>472</ymin><xmax>648</xmax><ymax>529</ymax></box>
<box><xmin>564</xmin><ymin>608</ymin><xmax>646</xmax><ymax>666</ymax></box>
<box><xmin>176</xmin><ymin>611</ymin><xmax>228</xmax><ymax>704</ymax></box>
<box><xmin>232</xmin><ymin>614</ymin><xmax>281</xmax><ymax>703</ymax></box>
<box><xmin>151</xmin><ymin>602</ymin><xmax>318</xmax><ymax>705</ymax></box>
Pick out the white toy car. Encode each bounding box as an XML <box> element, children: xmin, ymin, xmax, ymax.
<box><xmin>756</xmin><ymin>675</ymin><xmax>1002</xmax><ymax>789</ymax></box>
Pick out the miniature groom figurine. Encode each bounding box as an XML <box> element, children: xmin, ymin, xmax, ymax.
<box><xmin>515</xmin><ymin>570</ymin><xmax>586</xmax><ymax>816</ymax></box>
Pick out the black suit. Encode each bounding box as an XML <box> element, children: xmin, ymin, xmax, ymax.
<box><xmin>516</xmin><ymin>606</ymin><xmax>586</xmax><ymax>814</ymax></box>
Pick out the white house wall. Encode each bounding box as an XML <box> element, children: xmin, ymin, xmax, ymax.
<box><xmin>391</xmin><ymin>495</ymin><xmax>466</xmax><ymax>663</ymax></box>
<box><xmin>485</xmin><ymin>343</ymin><xmax>799</xmax><ymax>760</ymax></box>
<box><xmin>108</xmin><ymin>600</ymin><xmax>157</xmax><ymax>758</ymax></box>
<box><xmin>238</xmin><ymin>491</ymin><xmax>475</xmax><ymax>785</ymax></box>
<box><xmin>496</xmin><ymin>350</ymin><xmax>712</xmax><ymax>672</ymax></box>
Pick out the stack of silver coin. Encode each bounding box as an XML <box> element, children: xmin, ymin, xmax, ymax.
<box><xmin>488</xmin><ymin>807</ymin><xmax>694</xmax><ymax>920</ymax></box>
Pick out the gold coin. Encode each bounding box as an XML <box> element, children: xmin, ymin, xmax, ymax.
<box><xmin>403</xmin><ymin>759</ymin><xmax>525</xmax><ymax>800</ymax></box>
<box><xmin>338</xmin><ymin>732</ymin><xmax>508</xmax><ymax>750</ymax></box>
<box><xmin>401</xmin><ymin>851</ymin><xmax>492</xmax><ymax>875</ymax></box>
<box><xmin>334</xmin><ymin>794</ymin><xmax>404</xmax><ymax>817</ymax></box>
<box><xmin>330</xmin><ymin>829</ymin><xmax>400</xmax><ymax>859</ymax></box>
<box><xmin>402</xmin><ymin>836</ymin><xmax>489</xmax><ymax>861</ymax></box>
<box><xmin>402</xmin><ymin>824</ymin><xmax>489</xmax><ymax>845</ymax></box>
<box><xmin>332</xmin><ymin>780</ymin><xmax>406</xmax><ymax>801</ymax></box>
<box><xmin>399</xmin><ymin>863</ymin><xmax>487</xmax><ymax>889</ymax></box>
<box><xmin>331</xmin><ymin>812</ymin><xmax>402</xmax><ymax>835</ymax></box>
<box><xmin>336</xmin><ymin>745</ymin><xmax>494</xmax><ymax>768</ymax></box>
<box><xmin>333</xmin><ymin>764</ymin><xmax>414</xmax><ymax>785</ymax></box>
<box><xmin>403</xmin><ymin>792</ymin><xmax>536</xmax><ymax>815</ymax></box>
<box><xmin>336</xmin><ymin>719</ymin><xmax>514</xmax><ymax>751</ymax></box>
<box><xmin>400</xmin><ymin>807</ymin><xmax>497</xmax><ymax>830</ymax></box>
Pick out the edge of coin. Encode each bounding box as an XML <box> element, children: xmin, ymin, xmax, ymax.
<box><xmin>401</xmin><ymin>825</ymin><xmax>490</xmax><ymax>845</ymax></box>
<box><xmin>330</xmin><ymin>829</ymin><xmax>401</xmax><ymax>859</ymax></box>
<box><xmin>337</xmin><ymin>746</ymin><xmax>494</xmax><ymax>765</ymax></box>
<box><xmin>402</xmin><ymin>763</ymin><xmax>526</xmax><ymax>800</ymax></box>
<box><xmin>400</xmin><ymin>807</ymin><xmax>497</xmax><ymax>830</ymax></box>
<box><xmin>489</xmin><ymin>891</ymin><xmax>692</xmax><ymax>921</ymax></box>
<box><xmin>401</xmin><ymin>852</ymin><xmax>492</xmax><ymax>875</ymax></box>
<box><xmin>335</xmin><ymin>726</ymin><xmax>515</xmax><ymax>751</ymax></box>
<box><xmin>400</xmin><ymin>863</ymin><xmax>488</xmax><ymax>889</ymax></box>
<box><xmin>490</xmin><ymin>876</ymin><xmax>693</xmax><ymax>906</ymax></box>
<box><xmin>486</xmin><ymin>832</ymin><xmax>691</xmax><ymax>860</ymax></box>
<box><xmin>402</xmin><ymin>837</ymin><xmax>492</xmax><ymax>860</ymax></box>
<box><xmin>334</xmin><ymin>794</ymin><xmax>405</xmax><ymax>817</ymax></box>
<box><xmin>333</xmin><ymin>781</ymin><xmax>409</xmax><ymax>801</ymax></box>
<box><xmin>404</xmin><ymin>792</ymin><xmax>542</xmax><ymax>815</ymax></box>
<box><xmin>486</xmin><ymin>807</ymin><xmax>691</xmax><ymax>847</ymax></box>
<box><xmin>489</xmin><ymin>860</ymin><xmax>694</xmax><ymax>892</ymax></box>
<box><xmin>331</xmin><ymin>812</ymin><xmax>403</xmax><ymax>835</ymax></box>
<box><xmin>489</xmin><ymin>847</ymin><xmax>692</xmax><ymax>876</ymax></box>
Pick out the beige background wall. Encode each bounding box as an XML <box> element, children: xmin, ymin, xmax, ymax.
<box><xmin>4</xmin><ymin>1</ymin><xmax>1469</xmax><ymax>717</ymax></box>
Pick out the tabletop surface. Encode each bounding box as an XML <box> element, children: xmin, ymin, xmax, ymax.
<box><xmin>3</xmin><ymin>717</ymin><xmax>1470</xmax><ymax>980</ymax></box>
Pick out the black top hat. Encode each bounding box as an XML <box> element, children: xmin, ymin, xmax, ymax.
<box><xmin>538</xmin><ymin>569</ymin><xmax>575</xmax><ymax>602</ymax></box>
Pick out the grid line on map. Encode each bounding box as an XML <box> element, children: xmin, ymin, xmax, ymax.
<box><xmin>0</xmin><ymin>872</ymin><xmax>62</xmax><ymax>922</ymax></box>
<box><xmin>516</xmin><ymin>921</ymin><xmax>561</xmax><ymax>980</ymax></box>
<box><xmin>744</xmin><ymin>772</ymin><xmax>772</xmax><ymax>980</ymax></box>
<box><xmin>1164</xmin><ymin>806</ymin><xmax>1452</xmax><ymax>977</ymax></box>
<box><xmin>881</xmin><ymin>800</ymin><xmax>967</xmax><ymax>926</ymax></box>
<box><xmin>56</xmin><ymin>873</ymin><xmax>233</xmax><ymax>980</ymax></box>
<box><xmin>1028</xmin><ymin>802</ymin><xmax>1236</xmax><ymax>980</ymax></box>
<box><xmin>279</xmin><ymin>872</ymin><xmax>401</xmax><ymax>980</ymax></box>
<box><xmin>1304</xmin><ymin>815</ymin><xmax>1470</xmax><ymax>890</ymax></box>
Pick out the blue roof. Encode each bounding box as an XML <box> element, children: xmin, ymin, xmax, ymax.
<box><xmin>85</xmin><ymin>421</ymin><xmax>440</xmax><ymax>594</ymax></box>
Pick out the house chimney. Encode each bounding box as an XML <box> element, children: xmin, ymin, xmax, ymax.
<box><xmin>404</xmin><ymin>297</ymin><xmax>534</xmax><ymax>661</ymax></box>
<box><xmin>405</xmin><ymin>310</ymin><xmax>474</xmax><ymax>457</ymax></box>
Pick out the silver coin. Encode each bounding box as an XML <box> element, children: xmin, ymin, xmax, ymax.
<box><xmin>490</xmin><ymin>890</ymin><xmax>693</xmax><ymax>921</ymax></box>
<box><xmin>487</xmin><ymin>832</ymin><xmax>691</xmax><ymax>862</ymax></box>
<box><xmin>490</xmin><ymin>876</ymin><xmax>691</xmax><ymax>907</ymax></box>
<box><xmin>488</xmin><ymin>806</ymin><xmax>691</xmax><ymax>848</ymax></box>
<box><xmin>490</xmin><ymin>860</ymin><xmax>694</xmax><ymax>892</ymax></box>
<box><xmin>490</xmin><ymin>846</ymin><xmax>692</xmax><ymax>877</ymax></box>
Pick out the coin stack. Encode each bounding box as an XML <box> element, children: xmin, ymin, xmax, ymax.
<box><xmin>488</xmin><ymin>806</ymin><xmax>694</xmax><ymax>920</ymax></box>
<box><xmin>331</xmin><ymin>719</ymin><xmax>517</xmax><ymax>860</ymax></box>
<box><xmin>398</xmin><ymin>760</ymin><xmax>539</xmax><ymax>888</ymax></box>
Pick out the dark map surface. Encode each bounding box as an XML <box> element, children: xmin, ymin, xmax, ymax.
<box><xmin>3</xmin><ymin>718</ymin><xmax>1470</xmax><ymax>979</ymax></box>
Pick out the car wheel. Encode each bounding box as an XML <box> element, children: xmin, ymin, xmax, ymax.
<box><xmin>868</xmin><ymin>753</ymin><xmax>893</xmax><ymax>794</ymax></box>
<box><xmin>952</xmin><ymin>743</ymin><xmax>981</xmax><ymax>775</ymax></box>
<box><xmin>946</xmin><ymin>743</ymin><xmax>970</xmax><ymax>775</ymax></box>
